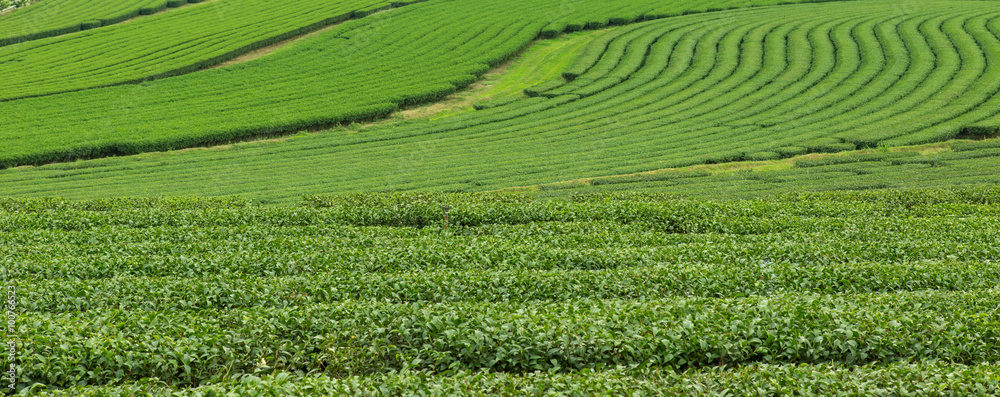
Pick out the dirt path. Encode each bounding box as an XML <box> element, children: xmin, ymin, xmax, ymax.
<box><xmin>206</xmin><ymin>21</ymin><xmax>347</xmax><ymax>70</ymax></box>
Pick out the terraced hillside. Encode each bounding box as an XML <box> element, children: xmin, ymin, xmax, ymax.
<box><xmin>0</xmin><ymin>0</ymin><xmax>861</xmax><ymax>169</ymax></box>
<box><xmin>522</xmin><ymin>2</ymin><xmax>1000</xmax><ymax>152</ymax></box>
<box><xmin>0</xmin><ymin>0</ymin><xmax>408</xmax><ymax>101</ymax></box>
<box><xmin>0</xmin><ymin>0</ymin><xmax>195</xmax><ymax>46</ymax></box>
<box><xmin>4</xmin><ymin>190</ymin><xmax>1000</xmax><ymax>394</ymax></box>
<box><xmin>1</xmin><ymin>0</ymin><xmax>998</xmax><ymax>202</ymax></box>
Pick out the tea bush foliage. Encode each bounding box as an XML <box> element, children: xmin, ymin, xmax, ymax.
<box><xmin>3</xmin><ymin>189</ymin><xmax>1000</xmax><ymax>394</ymax></box>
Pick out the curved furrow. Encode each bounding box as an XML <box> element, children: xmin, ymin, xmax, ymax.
<box><xmin>422</xmin><ymin>12</ymin><xmax>768</xmax><ymax>149</ymax></box>
<box><xmin>598</xmin><ymin>18</ymin><xmax>788</xmax><ymax>124</ymax></box>
<box><xmin>450</xmin><ymin>7</ymin><xmax>870</xmax><ymax>158</ymax></box>
<box><xmin>816</xmin><ymin>9</ymin><xmax>984</xmax><ymax>145</ymax></box>
<box><xmin>746</xmin><ymin>10</ymin><xmax>974</xmax><ymax>151</ymax></box>
<box><xmin>741</xmin><ymin>8</ymin><xmax>992</xmax><ymax>151</ymax></box>
<box><xmin>532</xmin><ymin>4</ymin><xmax>960</xmax><ymax>162</ymax></box>
<box><xmin>722</xmin><ymin>11</ymin><xmax>869</xmax><ymax>125</ymax></box>
<box><xmin>896</xmin><ymin>14</ymin><xmax>1000</xmax><ymax>143</ymax></box>
<box><xmin>527</xmin><ymin>16</ymin><xmax>736</xmax><ymax>121</ymax></box>
<box><xmin>536</xmin><ymin>5</ymin><xmax>878</xmax><ymax>134</ymax></box>
<box><xmin>855</xmin><ymin>12</ymin><xmax>1000</xmax><ymax>144</ymax></box>
<box><xmin>358</xmin><ymin>14</ymin><xmax>733</xmax><ymax>146</ymax></box>
<box><xmin>576</xmin><ymin>13</ymin><xmax>826</xmax><ymax>138</ymax></box>
<box><xmin>412</xmin><ymin>8</ymin><xmax>876</xmax><ymax>164</ymax></box>
<box><xmin>376</xmin><ymin>3</ymin><xmax>1000</xmax><ymax>182</ymax></box>
<box><xmin>704</xmin><ymin>9</ymin><xmax>937</xmax><ymax>152</ymax></box>
<box><xmin>739</xmin><ymin>12</ymin><xmax>896</xmax><ymax>133</ymax></box>
<box><xmin>603</xmin><ymin>13</ymin><xmax>850</xmax><ymax>144</ymax></box>
<box><xmin>558</xmin><ymin>21</ymin><xmax>655</xmax><ymax>81</ymax></box>
<box><xmin>548</xmin><ymin>23</ymin><xmax>675</xmax><ymax>97</ymax></box>
<box><xmin>637</xmin><ymin>15</ymin><xmax>818</xmax><ymax>129</ymax></box>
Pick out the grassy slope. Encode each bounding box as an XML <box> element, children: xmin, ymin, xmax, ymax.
<box><xmin>365</xmin><ymin>28</ymin><xmax>614</xmax><ymax>123</ymax></box>
<box><xmin>473</xmin><ymin>29</ymin><xmax>611</xmax><ymax>104</ymax></box>
<box><xmin>526</xmin><ymin>138</ymin><xmax>1000</xmax><ymax>198</ymax></box>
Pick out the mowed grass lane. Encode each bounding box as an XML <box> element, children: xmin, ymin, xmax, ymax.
<box><xmin>532</xmin><ymin>140</ymin><xmax>1000</xmax><ymax>199</ymax></box>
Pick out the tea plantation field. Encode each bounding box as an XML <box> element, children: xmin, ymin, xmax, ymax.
<box><xmin>3</xmin><ymin>0</ymin><xmax>1000</xmax><ymax>394</ymax></box>
<box><xmin>0</xmin><ymin>0</ymin><xmax>408</xmax><ymax>101</ymax></box>
<box><xmin>0</xmin><ymin>0</ymin><xmax>187</xmax><ymax>46</ymax></box>
<box><xmin>0</xmin><ymin>0</ymin><xmax>843</xmax><ymax>169</ymax></box>
<box><xmin>0</xmin><ymin>0</ymin><xmax>998</xmax><ymax>201</ymax></box>
<box><xmin>3</xmin><ymin>189</ymin><xmax>1000</xmax><ymax>395</ymax></box>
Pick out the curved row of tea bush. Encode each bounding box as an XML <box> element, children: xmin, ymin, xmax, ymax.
<box><xmin>0</xmin><ymin>0</ymin><xmax>856</xmax><ymax>170</ymax></box>
<box><xmin>0</xmin><ymin>0</ymin><xmax>409</xmax><ymax>101</ymax></box>
<box><xmin>510</xmin><ymin>2</ymin><xmax>1000</xmax><ymax>158</ymax></box>
<box><xmin>0</xmin><ymin>0</ymin><xmax>188</xmax><ymax>47</ymax></box>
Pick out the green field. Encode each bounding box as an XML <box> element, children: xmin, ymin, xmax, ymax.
<box><xmin>0</xmin><ymin>0</ymin><xmax>193</xmax><ymax>46</ymax></box>
<box><xmin>531</xmin><ymin>139</ymin><xmax>1000</xmax><ymax>198</ymax></box>
<box><xmin>3</xmin><ymin>0</ymin><xmax>1000</xmax><ymax>394</ymax></box>
<box><xmin>0</xmin><ymin>0</ymin><xmax>863</xmax><ymax>169</ymax></box>
<box><xmin>1</xmin><ymin>0</ymin><xmax>999</xmax><ymax>202</ymax></box>
<box><xmin>3</xmin><ymin>189</ymin><xmax>1000</xmax><ymax>394</ymax></box>
<box><xmin>0</xmin><ymin>0</ymin><xmax>403</xmax><ymax>101</ymax></box>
